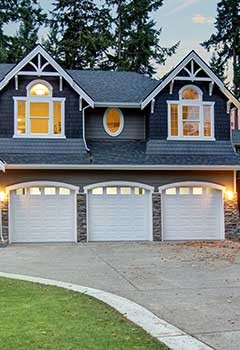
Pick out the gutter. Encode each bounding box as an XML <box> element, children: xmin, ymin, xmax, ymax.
<box><xmin>5</xmin><ymin>164</ymin><xmax>240</xmax><ymax>171</ymax></box>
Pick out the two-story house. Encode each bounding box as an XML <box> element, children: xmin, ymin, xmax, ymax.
<box><xmin>0</xmin><ymin>45</ymin><xmax>239</xmax><ymax>244</ymax></box>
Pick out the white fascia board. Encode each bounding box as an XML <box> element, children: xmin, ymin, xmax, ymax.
<box><xmin>0</xmin><ymin>45</ymin><xmax>94</xmax><ymax>108</ymax></box>
<box><xmin>94</xmin><ymin>102</ymin><xmax>141</xmax><ymax>108</ymax></box>
<box><xmin>5</xmin><ymin>164</ymin><xmax>240</xmax><ymax>171</ymax></box>
<box><xmin>141</xmin><ymin>51</ymin><xmax>240</xmax><ymax>110</ymax></box>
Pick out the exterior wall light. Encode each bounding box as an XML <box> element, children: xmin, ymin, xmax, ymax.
<box><xmin>226</xmin><ymin>190</ymin><xmax>234</xmax><ymax>201</ymax></box>
<box><xmin>0</xmin><ymin>191</ymin><xmax>5</xmax><ymax>202</ymax></box>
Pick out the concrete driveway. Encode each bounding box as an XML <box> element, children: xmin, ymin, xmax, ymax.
<box><xmin>0</xmin><ymin>242</ymin><xmax>239</xmax><ymax>350</ymax></box>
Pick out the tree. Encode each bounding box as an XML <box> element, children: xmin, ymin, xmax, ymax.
<box><xmin>202</xmin><ymin>0</ymin><xmax>240</xmax><ymax>97</ymax></box>
<box><xmin>6</xmin><ymin>0</ymin><xmax>47</xmax><ymax>63</ymax></box>
<box><xmin>106</xmin><ymin>0</ymin><xmax>179</xmax><ymax>75</ymax></box>
<box><xmin>0</xmin><ymin>0</ymin><xmax>18</xmax><ymax>62</ymax></box>
<box><xmin>46</xmin><ymin>0</ymin><xmax>112</xmax><ymax>69</ymax></box>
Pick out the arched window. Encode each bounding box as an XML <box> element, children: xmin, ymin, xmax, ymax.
<box><xmin>168</xmin><ymin>85</ymin><xmax>214</xmax><ymax>139</ymax></box>
<box><xmin>179</xmin><ymin>85</ymin><xmax>202</xmax><ymax>101</ymax></box>
<box><xmin>103</xmin><ymin>108</ymin><xmax>124</xmax><ymax>136</ymax></box>
<box><xmin>14</xmin><ymin>79</ymin><xmax>65</xmax><ymax>137</ymax></box>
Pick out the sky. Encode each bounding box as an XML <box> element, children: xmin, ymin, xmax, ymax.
<box><xmin>36</xmin><ymin>0</ymin><xmax>218</xmax><ymax>78</ymax></box>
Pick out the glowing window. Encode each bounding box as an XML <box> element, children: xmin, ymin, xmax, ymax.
<box><xmin>14</xmin><ymin>80</ymin><xmax>64</xmax><ymax>137</ymax></box>
<box><xmin>165</xmin><ymin>188</ymin><xmax>176</xmax><ymax>195</ymax></box>
<box><xmin>16</xmin><ymin>188</ymin><xmax>25</xmax><ymax>196</ymax></box>
<box><xmin>106</xmin><ymin>187</ymin><xmax>118</xmax><ymax>195</ymax></box>
<box><xmin>181</xmin><ymin>87</ymin><xmax>200</xmax><ymax>100</ymax></box>
<box><xmin>120</xmin><ymin>187</ymin><xmax>131</xmax><ymax>195</ymax></box>
<box><xmin>59</xmin><ymin>188</ymin><xmax>71</xmax><ymax>195</ymax></box>
<box><xmin>30</xmin><ymin>83</ymin><xmax>50</xmax><ymax>96</ymax></box>
<box><xmin>179</xmin><ymin>187</ymin><xmax>190</xmax><ymax>195</ymax></box>
<box><xmin>30</xmin><ymin>187</ymin><xmax>41</xmax><ymax>195</ymax></box>
<box><xmin>134</xmin><ymin>188</ymin><xmax>145</xmax><ymax>195</ymax></box>
<box><xmin>17</xmin><ymin>101</ymin><xmax>26</xmax><ymax>135</ymax></box>
<box><xmin>92</xmin><ymin>187</ymin><xmax>103</xmax><ymax>195</ymax></box>
<box><xmin>193</xmin><ymin>187</ymin><xmax>203</xmax><ymax>195</ymax></box>
<box><xmin>44</xmin><ymin>187</ymin><xmax>56</xmax><ymax>195</ymax></box>
<box><xmin>104</xmin><ymin>108</ymin><xmax>124</xmax><ymax>136</ymax></box>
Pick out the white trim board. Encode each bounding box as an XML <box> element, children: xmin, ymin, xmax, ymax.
<box><xmin>0</xmin><ymin>273</ymin><xmax>215</xmax><ymax>350</ymax></box>
<box><xmin>141</xmin><ymin>50</ymin><xmax>240</xmax><ymax>110</ymax></box>
<box><xmin>0</xmin><ymin>45</ymin><xmax>94</xmax><ymax>108</ymax></box>
<box><xmin>5</xmin><ymin>164</ymin><xmax>240</xmax><ymax>170</ymax></box>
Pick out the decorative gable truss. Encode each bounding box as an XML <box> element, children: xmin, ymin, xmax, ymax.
<box><xmin>141</xmin><ymin>50</ymin><xmax>240</xmax><ymax>113</ymax></box>
<box><xmin>0</xmin><ymin>45</ymin><xmax>94</xmax><ymax>109</ymax></box>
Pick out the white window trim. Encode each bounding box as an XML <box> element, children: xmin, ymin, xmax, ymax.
<box><xmin>26</xmin><ymin>79</ymin><xmax>53</xmax><ymax>97</ymax></box>
<box><xmin>167</xmin><ymin>100</ymin><xmax>215</xmax><ymax>141</ymax></box>
<box><xmin>103</xmin><ymin>107</ymin><xmax>124</xmax><ymax>137</ymax></box>
<box><xmin>13</xmin><ymin>82</ymin><xmax>66</xmax><ymax>138</ymax></box>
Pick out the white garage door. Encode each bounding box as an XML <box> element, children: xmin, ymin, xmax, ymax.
<box><xmin>162</xmin><ymin>186</ymin><xmax>224</xmax><ymax>240</ymax></box>
<box><xmin>88</xmin><ymin>185</ymin><xmax>151</xmax><ymax>241</ymax></box>
<box><xmin>10</xmin><ymin>186</ymin><xmax>76</xmax><ymax>243</ymax></box>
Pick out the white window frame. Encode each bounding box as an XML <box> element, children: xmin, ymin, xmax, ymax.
<box><xmin>167</xmin><ymin>85</ymin><xmax>215</xmax><ymax>140</ymax></box>
<box><xmin>13</xmin><ymin>79</ymin><xmax>65</xmax><ymax>138</ymax></box>
<box><xmin>103</xmin><ymin>107</ymin><xmax>124</xmax><ymax>137</ymax></box>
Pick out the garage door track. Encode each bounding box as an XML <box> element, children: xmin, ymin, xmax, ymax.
<box><xmin>0</xmin><ymin>241</ymin><xmax>239</xmax><ymax>350</ymax></box>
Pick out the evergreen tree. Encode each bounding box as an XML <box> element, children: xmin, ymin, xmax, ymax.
<box><xmin>209</xmin><ymin>52</ymin><xmax>227</xmax><ymax>81</ymax></box>
<box><xmin>106</xmin><ymin>0</ymin><xmax>179</xmax><ymax>75</ymax></box>
<box><xmin>46</xmin><ymin>0</ymin><xmax>112</xmax><ymax>69</ymax></box>
<box><xmin>0</xmin><ymin>0</ymin><xmax>18</xmax><ymax>62</ymax></box>
<box><xmin>6</xmin><ymin>0</ymin><xmax>46</xmax><ymax>63</ymax></box>
<box><xmin>202</xmin><ymin>0</ymin><xmax>240</xmax><ymax>97</ymax></box>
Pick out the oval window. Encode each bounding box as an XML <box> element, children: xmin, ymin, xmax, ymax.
<box><xmin>103</xmin><ymin>108</ymin><xmax>124</xmax><ymax>136</ymax></box>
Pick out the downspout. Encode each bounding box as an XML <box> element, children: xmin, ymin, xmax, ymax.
<box><xmin>0</xmin><ymin>161</ymin><xmax>6</xmax><ymax>242</ymax></box>
<box><xmin>82</xmin><ymin>105</ymin><xmax>91</xmax><ymax>152</ymax></box>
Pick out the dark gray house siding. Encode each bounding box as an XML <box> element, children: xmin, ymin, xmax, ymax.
<box><xmin>147</xmin><ymin>81</ymin><xmax>231</xmax><ymax>141</ymax></box>
<box><xmin>85</xmin><ymin>108</ymin><xmax>146</xmax><ymax>140</ymax></box>
<box><xmin>0</xmin><ymin>76</ymin><xmax>83</xmax><ymax>138</ymax></box>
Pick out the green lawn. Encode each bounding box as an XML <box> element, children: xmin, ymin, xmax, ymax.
<box><xmin>0</xmin><ymin>277</ymin><xmax>168</xmax><ymax>350</ymax></box>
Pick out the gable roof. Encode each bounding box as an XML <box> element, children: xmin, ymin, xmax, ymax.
<box><xmin>141</xmin><ymin>50</ymin><xmax>240</xmax><ymax>110</ymax></box>
<box><xmin>0</xmin><ymin>45</ymin><xmax>94</xmax><ymax>107</ymax></box>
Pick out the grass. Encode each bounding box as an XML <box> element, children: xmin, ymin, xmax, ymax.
<box><xmin>0</xmin><ymin>277</ymin><xmax>168</xmax><ymax>350</ymax></box>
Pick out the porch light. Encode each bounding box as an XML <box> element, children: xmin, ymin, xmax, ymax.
<box><xmin>0</xmin><ymin>191</ymin><xmax>5</xmax><ymax>202</ymax></box>
<box><xmin>226</xmin><ymin>191</ymin><xmax>234</xmax><ymax>201</ymax></box>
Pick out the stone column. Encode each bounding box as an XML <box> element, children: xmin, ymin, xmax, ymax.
<box><xmin>1</xmin><ymin>196</ymin><xmax>9</xmax><ymax>242</ymax></box>
<box><xmin>224</xmin><ymin>193</ymin><xmax>239</xmax><ymax>239</ymax></box>
<box><xmin>152</xmin><ymin>192</ymin><xmax>162</xmax><ymax>241</ymax></box>
<box><xmin>77</xmin><ymin>193</ymin><xmax>87</xmax><ymax>242</ymax></box>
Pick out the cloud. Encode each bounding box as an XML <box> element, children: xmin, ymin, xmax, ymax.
<box><xmin>192</xmin><ymin>14</ymin><xmax>214</xmax><ymax>24</ymax></box>
<box><xmin>167</xmin><ymin>0</ymin><xmax>199</xmax><ymax>15</ymax></box>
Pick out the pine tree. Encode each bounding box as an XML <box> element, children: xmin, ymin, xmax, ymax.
<box><xmin>202</xmin><ymin>0</ymin><xmax>240</xmax><ymax>97</ymax></box>
<box><xmin>46</xmin><ymin>0</ymin><xmax>112</xmax><ymax>69</ymax></box>
<box><xmin>6</xmin><ymin>0</ymin><xmax>46</xmax><ymax>63</ymax></box>
<box><xmin>0</xmin><ymin>0</ymin><xmax>18</xmax><ymax>62</ymax></box>
<box><xmin>106</xmin><ymin>0</ymin><xmax>179</xmax><ymax>75</ymax></box>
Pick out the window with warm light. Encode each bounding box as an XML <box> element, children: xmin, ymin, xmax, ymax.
<box><xmin>168</xmin><ymin>85</ymin><xmax>215</xmax><ymax>140</ymax></box>
<box><xmin>14</xmin><ymin>80</ymin><xmax>65</xmax><ymax>137</ymax></box>
<box><xmin>103</xmin><ymin>108</ymin><xmax>124</xmax><ymax>136</ymax></box>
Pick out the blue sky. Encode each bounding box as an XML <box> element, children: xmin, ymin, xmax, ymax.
<box><xmin>40</xmin><ymin>0</ymin><xmax>218</xmax><ymax>77</ymax></box>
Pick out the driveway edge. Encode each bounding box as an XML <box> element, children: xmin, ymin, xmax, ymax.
<box><xmin>0</xmin><ymin>272</ymin><xmax>214</xmax><ymax>350</ymax></box>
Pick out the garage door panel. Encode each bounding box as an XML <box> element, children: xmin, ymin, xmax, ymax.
<box><xmin>10</xmin><ymin>187</ymin><xmax>76</xmax><ymax>243</ymax></box>
<box><xmin>88</xmin><ymin>187</ymin><xmax>151</xmax><ymax>241</ymax></box>
<box><xmin>163</xmin><ymin>186</ymin><xmax>223</xmax><ymax>240</ymax></box>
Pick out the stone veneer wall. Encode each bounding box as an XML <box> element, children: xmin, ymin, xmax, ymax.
<box><xmin>77</xmin><ymin>193</ymin><xmax>87</xmax><ymax>241</ymax></box>
<box><xmin>224</xmin><ymin>194</ymin><xmax>239</xmax><ymax>239</ymax></box>
<box><xmin>1</xmin><ymin>197</ymin><xmax>8</xmax><ymax>241</ymax></box>
<box><xmin>152</xmin><ymin>192</ymin><xmax>162</xmax><ymax>241</ymax></box>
